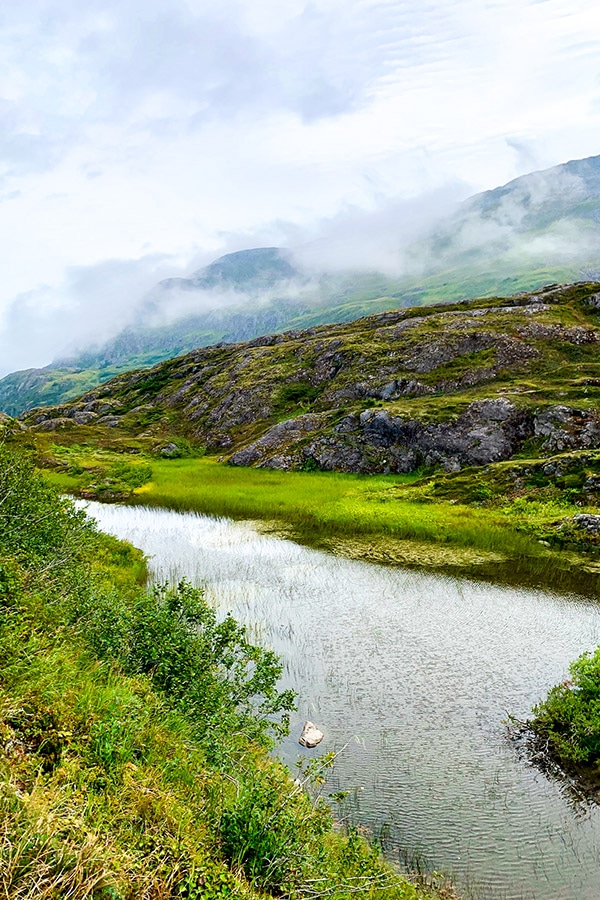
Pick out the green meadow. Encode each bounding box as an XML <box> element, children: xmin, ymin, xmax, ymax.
<box><xmin>43</xmin><ymin>451</ymin><xmax>600</xmax><ymax>594</ymax></box>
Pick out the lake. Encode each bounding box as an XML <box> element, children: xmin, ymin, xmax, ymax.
<box><xmin>81</xmin><ymin>501</ymin><xmax>600</xmax><ymax>900</ymax></box>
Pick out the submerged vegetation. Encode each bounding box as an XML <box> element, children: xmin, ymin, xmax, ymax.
<box><xmin>0</xmin><ymin>443</ymin><xmax>447</xmax><ymax>899</ymax></box>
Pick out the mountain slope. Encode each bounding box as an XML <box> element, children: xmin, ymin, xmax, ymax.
<box><xmin>4</xmin><ymin>154</ymin><xmax>600</xmax><ymax>416</ymax></box>
<box><xmin>21</xmin><ymin>281</ymin><xmax>600</xmax><ymax>481</ymax></box>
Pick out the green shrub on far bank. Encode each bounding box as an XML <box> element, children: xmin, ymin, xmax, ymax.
<box><xmin>526</xmin><ymin>647</ymin><xmax>600</xmax><ymax>771</ymax></box>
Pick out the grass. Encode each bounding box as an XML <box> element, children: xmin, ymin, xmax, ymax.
<box><xmin>29</xmin><ymin>425</ymin><xmax>600</xmax><ymax>593</ymax></box>
<box><xmin>43</xmin><ymin>453</ymin><xmax>572</xmax><ymax>587</ymax></box>
<box><xmin>74</xmin><ymin>456</ymin><xmax>534</xmax><ymax>550</ymax></box>
<box><xmin>1</xmin><ymin>444</ymin><xmax>450</xmax><ymax>900</ymax></box>
<box><xmin>135</xmin><ymin>459</ymin><xmax>600</xmax><ymax>593</ymax></box>
<box><xmin>38</xmin><ymin>437</ymin><xmax>600</xmax><ymax>592</ymax></box>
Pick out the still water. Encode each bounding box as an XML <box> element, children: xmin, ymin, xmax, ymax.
<box><xmin>82</xmin><ymin>501</ymin><xmax>600</xmax><ymax>900</ymax></box>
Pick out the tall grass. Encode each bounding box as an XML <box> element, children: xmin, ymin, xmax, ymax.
<box><xmin>45</xmin><ymin>452</ymin><xmax>600</xmax><ymax>592</ymax></box>
<box><xmin>133</xmin><ymin>458</ymin><xmax>543</xmax><ymax>560</ymax></box>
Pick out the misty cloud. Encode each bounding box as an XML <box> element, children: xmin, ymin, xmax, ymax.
<box><xmin>289</xmin><ymin>184</ymin><xmax>470</xmax><ymax>275</ymax></box>
<box><xmin>1</xmin><ymin>0</ymin><xmax>600</xmax><ymax>375</ymax></box>
<box><xmin>0</xmin><ymin>254</ymin><xmax>175</xmax><ymax>374</ymax></box>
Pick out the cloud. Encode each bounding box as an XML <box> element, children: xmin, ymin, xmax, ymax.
<box><xmin>289</xmin><ymin>183</ymin><xmax>470</xmax><ymax>274</ymax></box>
<box><xmin>0</xmin><ymin>254</ymin><xmax>176</xmax><ymax>375</ymax></box>
<box><xmin>1</xmin><ymin>0</ymin><xmax>600</xmax><ymax>374</ymax></box>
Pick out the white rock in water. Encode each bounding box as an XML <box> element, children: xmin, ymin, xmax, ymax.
<box><xmin>299</xmin><ymin>720</ymin><xmax>324</xmax><ymax>748</ymax></box>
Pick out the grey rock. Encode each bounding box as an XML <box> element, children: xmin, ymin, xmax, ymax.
<box><xmin>443</xmin><ymin>457</ymin><xmax>462</xmax><ymax>474</ymax></box>
<box><xmin>35</xmin><ymin>417</ymin><xmax>72</xmax><ymax>431</ymax></box>
<box><xmin>573</xmin><ymin>514</ymin><xmax>600</xmax><ymax>532</ymax></box>
<box><xmin>159</xmin><ymin>442</ymin><xmax>182</xmax><ymax>458</ymax></box>
<box><xmin>72</xmin><ymin>411</ymin><xmax>98</xmax><ymax>425</ymax></box>
<box><xmin>230</xmin><ymin>414</ymin><xmax>327</xmax><ymax>466</ymax></box>
<box><xmin>96</xmin><ymin>415</ymin><xmax>122</xmax><ymax>428</ymax></box>
<box><xmin>378</xmin><ymin>379</ymin><xmax>433</xmax><ymax>400</ymax></box>
<box><xmin>534</xmin><ymin>406</ymin><xmax>600</xmax><ymax>452</ymax></box>
<box><xmin>230</xmin><ymin>398</ymin><xmax>537</xmax><ymax>474</ymax></box>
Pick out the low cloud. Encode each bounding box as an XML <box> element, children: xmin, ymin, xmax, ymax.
<box><xmin>288</xmin><ymin>184</ymin><xmax>470</xmax><ymax>275</ymax></box>
<box><xmin>0</xmin><ymin>254</ymin><xmax>175</xmax><ymax>375</ymax></box>
<box><xmin>2</xmin><ymin>157</ymin><xmax>600</xmax><ymax>378</ymax></box>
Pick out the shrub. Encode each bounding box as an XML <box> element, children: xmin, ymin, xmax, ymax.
<box><xmin>71</xmin><ymin>580</ymin><xmax>295</xmax><ymax>760</ymax></box>
<box><xmin>528</xmin><ymin>645</ymin><xmax>600</xmax><ymax>766</ymax></box>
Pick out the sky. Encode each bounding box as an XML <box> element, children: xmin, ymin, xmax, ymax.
<box><xmin>1</xmin><ymin>0</ymin><xmax>600</xmax><ymax>373</ymax></box>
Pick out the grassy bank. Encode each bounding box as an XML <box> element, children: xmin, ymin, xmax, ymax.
<box><xmin>39</xmin><ymin>446</ymin><xmax>600</xmax><ymax>594</ymax></box>
<box><xmin>0</xmin><ymin>444</ymin><xmax>448</xmax><ymax>899</ymax></box>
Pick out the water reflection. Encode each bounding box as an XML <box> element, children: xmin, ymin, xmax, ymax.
<box><xmin>81</xmin><ymin>501</ymin><xmax>600</xmax><ymax>900</ymax></box>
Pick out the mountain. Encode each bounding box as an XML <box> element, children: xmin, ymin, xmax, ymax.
<box><xmin>404</xmin><ymin>155</ymin><xmax>600</xmax><ymax>292</ymax></box>
<box><xmin>3</xmin><ymin>155</ymin><xmax>600</xmax><ymax>416</ymax></box>
<box><xmin>20</xmin><ymin>281</ymin><xmax>600</xmax><ymax>482</ymax></box>
<box><xmin>0</xmin><ymin>250</ymin><xmax>407</xmax><ymax>415</ymax></box>
<box><xmin>155</xmin><ymin>246</ymin><xmax>298</xmax><ymax>293</ymax></box>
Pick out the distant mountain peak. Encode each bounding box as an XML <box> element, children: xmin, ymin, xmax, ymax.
<box><xmin>158</xmin><ymin>247</ymin><xmax>298</xmax><ymax>295</ymax></box>
<box><xmin>193</xmin><ymin>247</ymin><xmax>296</xmax><ymax>284</ymax></box>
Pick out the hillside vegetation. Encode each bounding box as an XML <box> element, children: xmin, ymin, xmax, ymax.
<box><xmin>20</xmin><ymin>282</ymin><xmax>600</xmax><ymax>473</ymax></box>
<box><xmin>3</xmin><ymin>152</ymin><xmax>600</xmax><ymax>416</ymax></box>
<box><xmin>0</xmin><ymin>444</ymin><xmax>446</xmax><ymax>900</ymax></box>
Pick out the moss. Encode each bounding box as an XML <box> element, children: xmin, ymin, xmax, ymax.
<box><xmin>420</xmin><ymin>347</ymin><xmax>498</xmax><ymax>385</ymax></box>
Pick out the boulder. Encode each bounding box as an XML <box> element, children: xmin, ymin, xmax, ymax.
<box><xmin>573</xmin><ymin>514</ymin><xmax>600</xmax><ymax>533</ymax></box>
<box><xmin>159</xmin><ymin>442</ymin><xmax>182</xmax><ymax>458</ymax></box>
<box><xmin>299</xmin><ymin>721</ymin><xmax>324</xmax><ymax>748</ymax></box>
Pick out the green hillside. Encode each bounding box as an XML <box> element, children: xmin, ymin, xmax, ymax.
<box><xmin>2</xmin><ymin>153</ymin><xmax>600</xmax><ymax>417</ymax></box>
<box><xmin>9</xmin><ymin>280</ymin><xmax>600</xmax><ymax>593</ymax></box>
<box><xmin>20</xmin><ymin>281</ymin><xmax>600</xmax><ymax>468</ymax></box>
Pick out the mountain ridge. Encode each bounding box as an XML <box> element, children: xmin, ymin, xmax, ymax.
<box><xmin>3</xmin><ymin>153</ymin><xmax>600</xmax><ymax>416</ymax></box>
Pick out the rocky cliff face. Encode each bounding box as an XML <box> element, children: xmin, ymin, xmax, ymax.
<box><xmin>229</xmin><ymin>399</ymin><xmax>600</xmax><ymax>474</ymax></box>
<box><xmin>21</xmin><ymin>282</ymin><xmax>600</xmax><ymax>475</ymax></box>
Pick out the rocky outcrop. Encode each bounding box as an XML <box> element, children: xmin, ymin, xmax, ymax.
<box><xmin>230</xmin><ymin>413</ymin><xmax>331</xmax><ymax>468</ymax></box>
<box><xmin>573</xmin><ymin>514</ymin><xmax>600</xmax><ymax>533</ymax></box>
<box><xmin>230</xmin><ymin>400</ymin><xmax>600</xmax><ymax>474</ymax></box>
<box><xmin>534</xmin><ymin>406</ymin><xmax>600</xmax><ymax>452</ymax></box>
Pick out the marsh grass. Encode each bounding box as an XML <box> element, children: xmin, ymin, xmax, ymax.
<box><xmin>130</xmin><ymin>458</ymin><xmax>544</xmax><ymax>560</ymax></box>
<box><xmin>41</xmin><ymin>446</ymin><xmax>600</xmax><ymax>592</ymax></box>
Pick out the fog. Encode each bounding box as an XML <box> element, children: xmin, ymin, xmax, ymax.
<box><xmin>1</xmin><ymin>158</ymin><xmax>599</xmax><ymax>379</ymax></box>
<box><xmin>0</xmin><ymin>184</ymin><xmax>472</xmax><ymax>375</ymax></box>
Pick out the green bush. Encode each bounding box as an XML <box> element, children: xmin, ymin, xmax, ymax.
<box><xmin>221</xmin><ymin>764</ymin><xmax>330</xmax><ymax>893</ymax></box>
<box><xmin>528</xmin><ymin>645</ymin><xmax>600</xmax><ymax>766</ymax></box>
<box><xmin>71</xmin><ymin>580</ymin><xmax>295</xmax><ymax>760</ymax></box>
<box><xmin>0</xmin><ymin>444</ymin><xmax>91</xmax><ymax>572</ymax></box>
<box><xmin>278</xmin><ymin>381</ymin><xmax>320</xmax><ymax>409</ymax></box>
